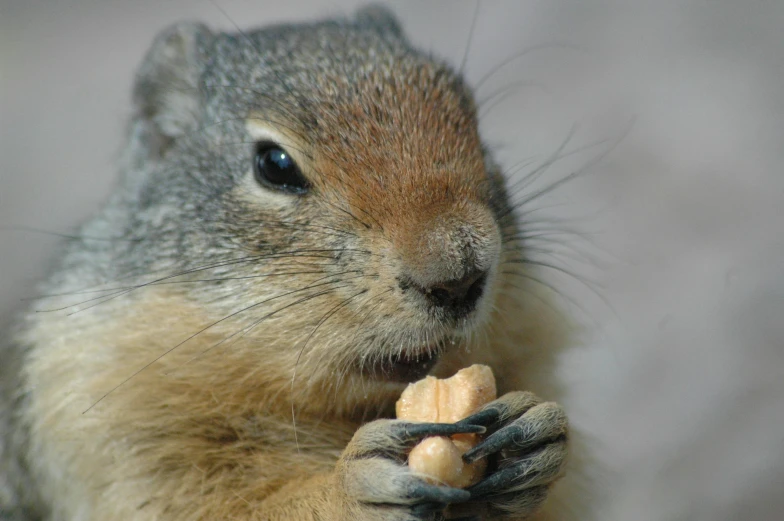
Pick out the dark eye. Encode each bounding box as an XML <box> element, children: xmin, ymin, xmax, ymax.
<box><xmin>254</xmin><ymin>142</ymin><xmax>309</xmax><ymax>194</ymax></box>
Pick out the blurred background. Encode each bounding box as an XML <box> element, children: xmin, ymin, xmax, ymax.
<box><xmin>2</xmin><ymin>1</ymin><xmax>783</xmax><ymax>519</ymax></box>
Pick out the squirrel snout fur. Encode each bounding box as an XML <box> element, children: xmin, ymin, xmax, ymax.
<box><xmin>390</xmin><ymin>203</ymin><xmax>500</xmax><ymax>320</ymax></box>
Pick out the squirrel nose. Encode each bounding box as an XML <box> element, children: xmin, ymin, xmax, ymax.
<box><xmin>417</xmin><ymin>270</ymin><xmax>488</xmax><ymax>318</ymax></box>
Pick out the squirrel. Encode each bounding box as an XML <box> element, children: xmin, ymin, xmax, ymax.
<box><xmin>0</xmin><ymin>6</ymin><xmax>592</xmax><ymax>521</ymax></box>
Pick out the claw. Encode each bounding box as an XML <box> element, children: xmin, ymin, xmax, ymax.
<box><xmin>466</xmin><ymin>461</ymin><xmax>532</xmax><ymax>498</ymax></box>
<box><xmin>401</xmin><ymin>422</ymin><xmax>485</xmax><ymax>440</ymax></box>
<box><xmin>407</xmin><ymin>481</ymin><xmax>471</xmax><ymax>504</ymax></box>
<box><xmin>410</xmin><ymin>501</ymin><xmax>445</xmax><ymax>515</ymax></box>
<box><xmin>466</xmin><ymin>443</ymin><xmax>564</xmax><ymax>498</ymax></box>
<box><xmin>454</xmin><ymin>407</ymin><xmax>501</xmax><ymax>429</ymax></box>
<box><xmin>461</xmin><ymin>441</ymin><xmax>493</xmax><ymax>464</ymax></box>
<box><xmin>462</xmin><ymin>403</ymin><xmax>567</xmax><ymax>463</ymax></box>
<box><xmin>457</xmin><ymin>392</ymin><xmax>542</xmax><ymax>434</ymax></box>
<box><xmin>462</xmin><ymin>424</ymin><xmax>532</xmax><ymax>464</ymax></box>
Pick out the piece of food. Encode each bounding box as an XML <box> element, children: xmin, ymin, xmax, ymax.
<box><xmin>396</xmin><ymin>364</ymin><xmax>496</xmax><ymax>488</ymax></box>
<box><xmin>406</xmin><ymin>437</ymin><xmax>465</xmax><ymax>487</ymax></box>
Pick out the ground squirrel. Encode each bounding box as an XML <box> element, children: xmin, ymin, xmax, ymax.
<box><xmin>0</xmin><ymin>6</ymin><xmax>590</xmax><ymax>520</ymax></box>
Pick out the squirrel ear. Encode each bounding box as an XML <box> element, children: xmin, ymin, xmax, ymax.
<box><xmin>355</xmin><ymin>4</ymin><xmax>405</xmax><ymax>39</ymax></box>
<box><xmin>132</xmin><ymin>22</ymin><xmax>213</xmax><ymax>157</ymax></box>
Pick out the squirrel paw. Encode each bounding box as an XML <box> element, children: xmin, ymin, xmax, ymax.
<box><xmin>336</xmin><ymin>420</ymin><xmax>485</xmax><ymax>520</ymax></box>
<box><xmin>455</xmin><ymin>392</ymin><xmax>569</xmax><ymax>519</ymax></box>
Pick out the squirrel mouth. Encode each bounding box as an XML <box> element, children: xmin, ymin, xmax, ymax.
<box><xmin>383</xmin><ymin>348</ymin><xmax>440</xmax><ymax>382</ymax></box>
<box><xmin>362</xmin><ymin>342</ymin><xmax>449</xmax><ymax>383</ymax></box>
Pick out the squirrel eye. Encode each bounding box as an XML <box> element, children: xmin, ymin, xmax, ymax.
<box><xmin>254</xmin><ymin>143</ymin><xmax>309</xmax><ymax>194</ymax></box>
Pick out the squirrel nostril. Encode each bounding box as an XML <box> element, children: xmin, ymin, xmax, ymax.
<box><xmin>420</xmin><ymin>271</ymin><xmax>488</xmax><ymax>318</ymax></box>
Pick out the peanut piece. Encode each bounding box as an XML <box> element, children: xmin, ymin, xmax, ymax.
<box><xmin>396</xmin><ymin>364</ymin><xmax>496</xmax><ymax>488</ymax></box>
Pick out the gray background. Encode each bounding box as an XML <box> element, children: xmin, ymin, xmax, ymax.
<box><xmin>2</xmin><ymin>1</ymin><xmax>783</xmax><ymax>519</ymax></box>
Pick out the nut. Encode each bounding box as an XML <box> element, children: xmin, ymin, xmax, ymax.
<box><xmin>396</xmin><ymin>364</ymin><xmax>496</xmax><ymax>487</ymax></box>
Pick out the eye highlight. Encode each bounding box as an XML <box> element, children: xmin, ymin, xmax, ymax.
<box><xmin>253</xmin><ymin>142</ymin><xmax>309</xmax><ymax>194</ymax></box>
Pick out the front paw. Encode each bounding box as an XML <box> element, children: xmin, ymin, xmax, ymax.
<box><xmin>335</xmin><ymin>420</ymin><xmax>484</xmax><ymax>521</ymax></box>
<box><xmin>456</xmin><ymin>392</ymin><xmax>569</xmax><ymax>519</ymax></box>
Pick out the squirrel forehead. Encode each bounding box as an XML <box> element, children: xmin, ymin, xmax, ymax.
<box><xmin>311</xmin><ymin>63</ymin><xmax>485</xmax><ymax>186</ymax></box>
<box><xmin>241</xmin><ymin>45</ymin><xmax>487</xmax><ymax>200</ymax></box>
<box><xmin>217</xmin><ymin>22</ymin><xmax>490</xmax><ymax>207</ymax></box>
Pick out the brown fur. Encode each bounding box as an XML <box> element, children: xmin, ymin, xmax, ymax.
<box><xmin>4</xmin><ymin>10</ymin><xmax>594</xmax><ymax>521</ymax></box>
<box><xmin>18</xmin><ymin>271</ymin><xmax>584</xmax><ymax>519</ymax></box>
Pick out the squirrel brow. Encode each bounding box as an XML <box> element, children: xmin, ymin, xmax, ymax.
<box><xmin>145</xmin><ymin>79</ymin><xmax>306</xmax><ymax>129</ymax></box>
<box><xmin>207</xmin><ymin>0</ymin><xmax>306</xmax><ymax>107</ymax></box>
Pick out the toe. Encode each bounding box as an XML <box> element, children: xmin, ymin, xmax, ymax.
<box><xmin>463</xmin><ymin>402</ymin><xmax>567</xmax><ymax>464</ymax></box>
<box><xmin>466</xmin><ymin>440</ymin><xmax>566</xmax><ymax>498</ymax></box>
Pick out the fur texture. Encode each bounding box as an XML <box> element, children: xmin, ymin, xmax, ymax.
<box><xmin>1</xmin><ymin>7</ymin><xmax>590</xmax><ymax>520</ymax></box>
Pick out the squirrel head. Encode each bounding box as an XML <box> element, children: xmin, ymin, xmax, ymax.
<box><xmin>106</xmin><ymin>6</ymin><xmax>524</xmax><ymax>409</ymax></box>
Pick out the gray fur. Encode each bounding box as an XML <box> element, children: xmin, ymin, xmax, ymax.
<box><xmin>0</xmin><ymin>6</ymin><xmax>466</xmax><ymax>515</ymax></box>
<box><xmin>0</xmin><ymin>322</ymin><xmax>44</xmax><ymax>520</ymax></box>
<box><xmin>0</xmin><ymin>6</ymin><xmax>519</xmax><ymax>518</ymax></box>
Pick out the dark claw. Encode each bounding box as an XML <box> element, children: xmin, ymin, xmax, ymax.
<box><xmin>410</xmin><ymin>501</ymin><xmax>446</xmax><ymax>515</ymax></box>
<box><xmin>454</xmin><ymin>407</ymin><xmax>501</xmax><ymax>429</ymax></box>
<box><xmin>467</xmin><ymin>464</ymin><xmax>532</xmax><ymax>498</ymax></box>
<box><xmin>462</xmin><ymin>422</ymin><xmax>535</xmax><ymax>464</ymax></box>
<box><xmin>407</xmin><ymin>482</ymin><xmax>471</xmax><ymax>504</ymax></box>
<box><xmin>466</xmin><ymin>447</ymin><xmax>545</xmax><ymax>498</ymax></box>
<box><xmin>400</xmin><ymin>422</ymin><xmax>485</xmax><ymax>441</ymax></box>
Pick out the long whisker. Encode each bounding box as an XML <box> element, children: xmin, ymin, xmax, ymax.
<box><xmin>290</xmin><ymin>288</ymin><xmax>368</xmax><ymax>451</ymax></box>
<box><xmin>39</xmin><ymin>255</ymin><xmax>267</xmax><ymax>312</ymax></box>
<box><xmin>82</xmin><ymin>272</ymin><xmax>357</xmax><ymax>414</ymax></box>
<box><xmin>36</xmin><ymin>248</ymin><xmax>372</xmax><ymax>312</ymax></box>
<box><xmin>0</xmin><ymin>225</ymin><xmax>142</xmax><ymax>243</ymax></box>
<box><xmin>478</xmin><ymin>81</ymin><xmax>548</xmax><ymax>119</ymax></box>
<box><xmin>25</xmin><ymin>270</ymin><xmax>357</xmax><ymax>301</ymax></box>
<box><xmin>505</xmin><ymin>119</ymin><xmax>634</xmax><ymax>219</ymax></box>
<box><xmin>473</xmin><ymin>42</ymin><xmax>582</xmax><ymax>92</ymax></box>
<box><xmin>459</xmin><ymin>0</ymin><xmax>481</xmax><ymax>76</ymax></box>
